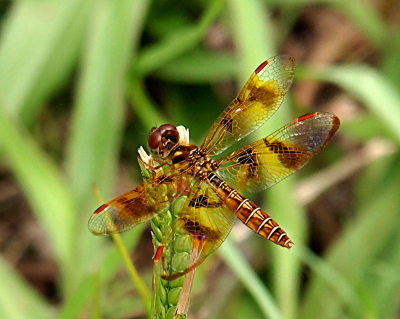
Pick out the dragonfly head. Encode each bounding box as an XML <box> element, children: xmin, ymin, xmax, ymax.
<box><xmin>148</xmin><ymin>124</ymin><xmax>181</xmax><ymax>158</ymax></box>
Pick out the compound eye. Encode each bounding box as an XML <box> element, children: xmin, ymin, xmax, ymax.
<box><xmin>147</xmin><ymin>124</ymin><xmax>180</xmax><ymax>154</ymax></box>
<box><xmin>157</xmin><ymin>124</ymin><xmax>179</xmax><ymax>146</ymax></box>
<box><xmin>158</xmin><ymin>124</ymin><xmax>179</xmax><ymax>143</ymax></box>
<box><xmin>158</xmin><ymin>124</ymin><xmax>176</xmax><ymax>132</ymax></box>
<box><xmin>148</xmin><ymin>129</ymin><xmax>162</xmax><ymax>150</ymax></box>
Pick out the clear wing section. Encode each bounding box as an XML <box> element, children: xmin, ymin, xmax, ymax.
<box><xmin>202</xmin><ymin>55</ymin><xmax>296</xmax><ymax>156</ymax></box>
<box><xmin>216</xmin><ymin>112</ymin><xmax>340</xmax><ymax>193</ymax></box>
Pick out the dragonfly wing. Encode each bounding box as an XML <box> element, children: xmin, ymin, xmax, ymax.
<box><xmin>217</xmin><ymin>112</ymin><xmax>340</xmax><ymax>193</ymax></box>
<box><xmin>160</xmin><ymin>180</ymin><xmax>235</xmax><ymax>280</ymax></box>
<box><xmin>88</xmin><ymin>174</ymin><xmax>184</xmax><ymax>235</ymax></box>
<box><xmin>202</xmin><ymin>55</ymin><xmax>296</xmax><ymax>156</ymax></box>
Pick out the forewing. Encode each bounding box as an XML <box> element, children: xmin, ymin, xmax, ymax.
<box><xmin>202</xmin><ymin>55</ymin><xmax>295</xmax><ymax>156</ymax></box>
<box><xmin>88</xmin><ymin>176</ymin><xmax>182</xmax><ymax>235</ymax></box>
<box><xmin>159</xmin><ymin>180</ymin><xmax>236</xmax><ymax>280</ymax></box>
<box><xmin>217</xmin><ymin>112</ymin><xmax>340</xmax><ymax>193</ymax></box>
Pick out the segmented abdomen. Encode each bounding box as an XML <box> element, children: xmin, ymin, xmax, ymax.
<box><xmin>208</xmin><ymin>173</ymin><xmax>293</xmax><ymax>248</ymax></box>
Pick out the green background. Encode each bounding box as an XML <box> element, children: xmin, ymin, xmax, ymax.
<box><xmin>0</xmin><ymin>0</ymin><xmax>399</xmax><ymax>318</ymax></box>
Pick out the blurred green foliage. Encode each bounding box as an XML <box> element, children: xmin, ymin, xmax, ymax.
<box><xmin>0</xmin><ymin>0</ymin><xmax>399</xmax><ymax>318</ymax></box>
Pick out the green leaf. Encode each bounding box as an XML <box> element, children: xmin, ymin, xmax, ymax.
<box><xmin>227</xmin><ymin>0</ymin><xmax>305</xmax><ymax>317</ymax></box>
<box><xmin>154</xmin><ymin>51</ymin><xmax>237</xmax><ymax>83</ymax></box>
<box><xmin>300</xmin><ymin>167</ymin><xmax>400</xmax><ymax>319</ymax></box>
<box><xmin>0</xmin><ymin>258</ymin><xmax>52</xmax><ymax>319</ymax></box>
<box><xmin>302</xmin><ymin>64</ymin><xmax>400</xmax><ymax>143</ymax></box>
<box><xmin>134</xmin><ymin>0</ymin><xmax>225</xmax><ymax>77</ymax></box>
<box><xmin>0</xmin><ymin>0</ymin><xmax>96</xmax><ymax>123</ymax></box>
<box><xmin>219</xmin><ymin>239</ymin><xmax>282</xmax><ymax>319</ymax></box>
<box><xmin>0</xmin><ymin>110</ymin><xmax>75</xmax><ymax>296</ymax></box>
<box><xmin>65</xmin><ymin>0</ymin><xmax>152</xmax><ymax>297</ymax></box>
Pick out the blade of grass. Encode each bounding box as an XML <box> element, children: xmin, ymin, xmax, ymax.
<box><xmin>228</xmin><ymin>0</ymin><xmax>305</xmax><ymax>317</ymax></box>
<box><xmin>57</xmin><ymin>225</ymin><xmax>146</xmax><ymax>319</ymax></box>
<box><xmin>372</xmin><ymin>230</ymin><xmax>400</xmax><ymax>318</ymax></box>
<box><xmin>111</xmin><ymin>233</ymin><xmax>152</xmax><ymax>316</ymax></box>
<box><xmin>0</xmin><ymin>110</ymin><xmax>75</xmax><ymax>297</ymax></box>
<box><xmin>219</xmin><ymin>239</ymin><xmax>282</xmax><ymax>319</ymax></box>
<box><xmin>154</xmin><ymin>51</ymin><xmax>237</xmax><ymax>83</ymax></box>
<box><xmin>295</xmin><ymin>246</ymin><xmax>361</xmax><ymax>315</ymax></box>
<box><xmin>65</xmin><ymin>0</ymin><xmax>151</xmax><ymax>295</ymax></box>
<box><xmin>267</xmin><ymin>180</ymin><xmax>307</xmax><ymax>319</ymax></box>
<box><xmin>127</xmin><ymin>77</ymin><xmax>167</xmax><ymax>129</ymax></box>
<box><xmin>66</xmin><ymin>0</ymin><xmax>150</xmax><ymax>211</ymax></box>
<box><xmin>300</xmin><ymin>164</ymin><xmax>400</xmax><ymax>319</ymax></box>
<box><xmin>56</xmin><ymin>274</ymin><xmax>96</xmax><ymax>319</ymax></box>
<box><xmin>299</xmin><ymin>64</ymin><xmax>400</xmax><ymax>143</ymax></box>
<box><xmin>327</xmin><ymin>65</ymin><xmax>400</xmax><ymax>143</ymax></box>
<box><xmin>133</xmin><ymin>0</ymin><xmax>225</xmax><ymax>77</ymax></box>
<box><xmin>267</xmin><ymin>0</ymin><xmax>386</xmax><ymax>50</ymax></box>
<box><xmin>332</xmin><ymin>0</ymin><xmax>386</xmax><ymax>50</ymax></box>
<box><xmin>92</xmin><ymin>173</ymin><xmax>151</xmax><ymax>317</ymax></box>
<box><xmin>0</xmin><ymin>257</ymin><xmax>52</xmax><ymax>319</ymax></box>
<box><xmin>227</xmin><ymin>0</ymin><xmax>275</xmax><ymax>72</ymax></box>
<box><xmin>0</xmin><ymin>0</ymin><xmax>95</xmax><ymax>123</ymax></box>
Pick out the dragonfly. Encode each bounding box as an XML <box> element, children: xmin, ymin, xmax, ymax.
<box><xmin>88</xmin><ymin>55</ymin><xmax>340</xmax><ymax>280</ymax></box>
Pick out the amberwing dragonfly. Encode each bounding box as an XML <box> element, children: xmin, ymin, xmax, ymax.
<box><xmin>89</xmin><ymin>55</ymin><xmax>340</xmax><ymax>280</ymax></box>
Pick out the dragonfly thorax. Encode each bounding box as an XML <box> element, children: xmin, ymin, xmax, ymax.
<box><xmin>185</xmin><ymin>147</ymin><xmax>220</xmax><ymax>180</ymax></box>
<box><xmin>169</xmin><ymin>144</ymin><xmax>197</xmax><ymax>164</ymax></box>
